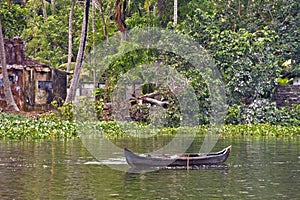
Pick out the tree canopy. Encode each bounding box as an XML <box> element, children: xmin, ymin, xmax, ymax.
<box><xmin>1</xmin><ymin>0</ymin><xmax>299</xmax><ymax>125</ymax></box>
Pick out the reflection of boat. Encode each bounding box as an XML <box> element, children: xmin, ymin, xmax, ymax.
<box><xmin>124</xmin><ymin>146</ymin><xmax>231</xmax><ymax>168</ymax></box>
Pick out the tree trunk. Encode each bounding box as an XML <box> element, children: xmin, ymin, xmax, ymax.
<box><xmin>41</xmin><ymin>0</ymin><xmax>47</xmax><ymax>19</ymax></box>
<box><xmin>237</xmin><ymin>0</ymin><xmax>241</xmax><ymax>18</ymax></box>
<box><xmin>92</xmin><ymin>0</ymin><xmax>97</xmax><ymax>88</ymax></box>
<box><xmin>173</xmin><ymin>0</ymin><xmax>177</xmax><ymax>25</ymax></box>
<box><xmin>98</xmin><ymin>0</ymin><xmax>108</xmax><ymax>41</ymax></box>
<box><xmin>0</xmin><ymin>21</ymin><xmax>19</xmax><ymax>111</ymax></box>
<box><xmin>140</xmin><ymin>97</ymin><xmax>169</xmax><ymax>108</ymax></box>
<box><xmin>67</xmin><ymin>0</ymin><xmax>76</xmax><ymax>74</ymax></box>
<box><xmin>158</xmin><ymin>0</ymin><xmax>163</xmax><ymax>18</ymax></box>
<box><xmin>51</xmin><ymin>0</ymin><xmax>56</xmax><ymax>14</ymax></box>
<box><xmin>65</xmin><ymin>0</ymin><xmax>91</xmax><ymax>103</ymax></box>
<box><xmin>92</xmin><ymin>0</ymin><xmax>96</xmax><ymax>45</ymax></box>
<box><xmin>246</xmin><ymin>0</ymin><xmax>252</xmax><ymax>16</ymax></box>
<box><xmin>114</xmin><ymin>0</ymin><xmax>127</xmax><ymax>40</ymax></box>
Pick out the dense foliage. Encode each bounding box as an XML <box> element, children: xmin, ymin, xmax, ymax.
<box><xmin>0</xmin><ymin>1</ymin><xmax>27</xmax><ymax>37</ymax></box>
<box><xmin>0</xmin><ymin>112</ymin><xmax>299</xmax><ymax>139</ymax></box>
<box><xmin>0</xmin><ymin>0</ymin><xmax>299</xmax><ymax>129</ymax></box>
<box><xmin>0</xmin><ymin>113</ymin><xmax>77</xmax><ymax>139</ymax></box>
<box><xmin>226</xmin><ymin>101</ymin><xmax>300</xmax><ymax>125</ymax></box>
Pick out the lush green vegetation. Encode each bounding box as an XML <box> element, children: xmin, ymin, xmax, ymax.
<box><xmin>0</xmin><ymin>112</ymin><xmax>77</xmax><ymax>139</ymax></box>
<box><xmin>225</xmin><ymin>101</ymin><xmax>300</xmax><ymax>125</ymax></box>
<box><xmin>1</xmin><ymin>112</ymin><xmax>299</xmax><ymax>139</ymax></box>
<box><xmin>0</xmin><ymin>0</ymin><xmax>299</xmax><ymax>138</ymax></box>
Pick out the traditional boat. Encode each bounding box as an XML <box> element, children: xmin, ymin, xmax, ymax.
<box><xmin>124</xmin><ymin>146</ymin><xmax>231</xmax><ymax>168</ymax></box>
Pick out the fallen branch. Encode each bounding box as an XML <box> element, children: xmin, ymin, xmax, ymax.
<box><xmin>140</xmin><ymin>97</ymin><xmax>169</xmax><ymax>108</ymax></box>
<box><xmin>140</xmin><ymin>91</ymin><xmax>160</xmax><ymax>98</ymax></box>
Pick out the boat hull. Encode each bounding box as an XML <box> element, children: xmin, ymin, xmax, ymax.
<box><xmin>124</xmin><ymin>146</ymin><xmax>231</xmax><ymax>168</ymax></box>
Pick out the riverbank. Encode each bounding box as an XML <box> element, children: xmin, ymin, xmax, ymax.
<box><xmin>0</xmin><ymin>112</ymin><xmax>299</xmax><ymax>139</ymax></box>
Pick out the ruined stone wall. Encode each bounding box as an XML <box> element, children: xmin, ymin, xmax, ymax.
<box><xmin>272</xmin><ymin>85</ymin><xmax>300</xmax><ymax>107</ymax></box>
<box><xmin>0</xmin><ymin>68</ymin><xmax>24</xmax><ymax>110</ymax></box>
<box><xmin>4</xmin><ymin>38</ymin><xmax>25</xmax><ymax>65</ymax></box>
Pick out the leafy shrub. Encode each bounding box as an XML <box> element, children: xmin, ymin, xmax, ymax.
<box><xmin>225</xmin><ymin>104</ymin><xmax>243</xmax><ymax>125</ymax></box>
<box><xmin>225</xmin><ymin>99</ymin><xmax>300</xmax><ymax>126</ymax></box>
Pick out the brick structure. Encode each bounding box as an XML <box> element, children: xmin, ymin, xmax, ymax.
<box><xmin>272</xmin><ymin>85</ymin><xmax>300</xmax><ymax>107</ymax></box>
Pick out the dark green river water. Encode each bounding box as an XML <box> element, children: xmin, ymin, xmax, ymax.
<box><xmin>0</xmin><ymin>136</ymin><xmax>299</xmax><ymax>199</ymax></box>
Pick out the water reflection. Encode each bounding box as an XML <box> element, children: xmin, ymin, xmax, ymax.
<box><xmin>0</xmin><ymin>136</ymin><xmax>299</xmax><ymax>199</ymax></box>
<box><xmin>125</xmin><ymin>164</ymin><xmax>230</xmax><ymax>174</ymax></box>
<box><xmin>124</xmin><ymin>167</ymin><xmax>231</xmax><ymax>199</ymax></box>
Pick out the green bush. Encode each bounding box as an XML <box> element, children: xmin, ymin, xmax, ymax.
<box><xmin>225</xmin><ymin>99</ymin><xmax>300</xmax><ymax>126</ymax></box>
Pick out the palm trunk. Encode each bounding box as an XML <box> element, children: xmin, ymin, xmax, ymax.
<box><xmin>92</xmin><ymin>0</ymin><xmax>96</xmax><ymax>45</ymax></box>
<box><xmin>158</xmin><ymin>0</ymin><xmax>163</xmax><ymax>18</ymax></box>
<box><xmin>67</xmin><ymin>0</ymin><xmax>76</xmax><ymax>73</ymax></box>
<box><xmin>0</xmin><ymin>21</ymin><xmax>19</xmax><ymax>111</ymax></box>
<box><xmin>173</xmin><ymin>0</ymin><xmax>177</xmax><ymax>25</ymax></box>
<box><xmin>237</xmin><ymin>0</ymin><xmax>241</xmax><ymax>18</ymax></box>
<box><xmin>114</xmin><ymin>0</ymin><xmax>127</xmax><ymax>40</ymax></box>
<box><xmin>51</xmin><ymin>0</ymin><xmax>56</xmax><ymax>14</ymax></box>
<box><xmin>92</xmin><ymin>0</ymin><xmax>97</xmax><ymax>88</ymax></box>
<box><xmin>65</xmin><ymin>0</ymin><xmax>91</xmax><ymax>103</ymax></box>
<box><xmin>41</xmin><ymin>0</ymin><xmax>47</xmax><ymax>19</ymax></box>
<box><xmin>98</xmin><ymin>0</ymin><xmax>108</xmax><ymax>41</ymax></box>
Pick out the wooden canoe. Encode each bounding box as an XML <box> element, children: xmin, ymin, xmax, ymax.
<box><xmin>124</xmin><ymin>145</ymin><xmax>231</xmax><ymax>168</ymax></box>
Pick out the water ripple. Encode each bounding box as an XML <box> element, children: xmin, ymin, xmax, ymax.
<box><xmin>84</xmin><ymin>158</ymin><xmax>127</xmax><ymax>165</ymax></box>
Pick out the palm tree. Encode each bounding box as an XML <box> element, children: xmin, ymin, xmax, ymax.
<box><xmin>0</xmin><ymin>21</ymin><xmax>19</xmax><ymax>111</ymax></box>
<box><xmin>67</xmin><ymin>0</ymin><xmax>76</xmax><ymax>74</ymax></box>
<box><xmin>65</xmin><ymin>0</ymin><xmax>91</xmax><ymax>103</ymax></box>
